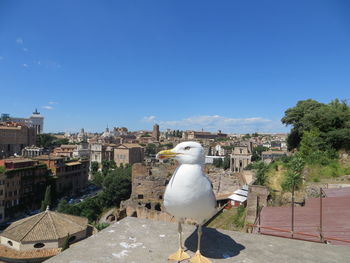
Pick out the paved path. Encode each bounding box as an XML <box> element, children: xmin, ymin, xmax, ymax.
<box><xmin>46</xmin><ymin>217</ymin><xmax>350</xmax><ymax>263</ymax></box>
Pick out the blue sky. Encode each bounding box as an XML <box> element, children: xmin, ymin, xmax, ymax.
<box><xmin>0</xmin><ymin>1</ymin><xmax>349</xmax><ymax>133</ymax></box>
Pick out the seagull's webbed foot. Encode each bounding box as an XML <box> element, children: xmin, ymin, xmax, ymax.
<box><xmin>189</xmin><ymin>250</ymin><xmax>211</xmax><ymax>263</ymax></box>
<box><xmin>168</xmin><ymin>248</ymin><xmax>190</xmax><ymax>262</ymax></box>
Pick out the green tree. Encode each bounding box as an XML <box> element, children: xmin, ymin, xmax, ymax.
<box><xmin>213</xmin><ymin>158</ymin><xmax>223</xmax><ymax>168</ymax></box>
<box><xmin>61</xmin><ymin>234</ymin><xmax>70</xmax><ymax>251</ymax></box>
<box><xmin>145</xmin><ymin>143</ymin><xmax>157</xmax><ymax>156</ymax></box>
<box><xmin>91</xmin><ymin>161</ymin><xmax>99</xmax><ymax>173</ymax></box>
<box><xmin>98</xmin><ymin>166</ymin><xmax>132</xmax><ymax>208</ymax></box>
<box><xmin>55</xmin><ymin>138</ymin><xmax>69</xmax><ymax>146</ymax></box>
<box><xmin>282</xmin><ymin>154</ymin><xmax>305</xmax><ymax>191</ymax></box>
<box><xmin>102</xmin><ymin>160</ymin><xmax>111</xmax><ymax>176</ymax></box>
<box><xmin>223</xmin><ymin>156</ymin><xmax>230</xmax><ymax>170</ymax></box>
<box><xmin>91</xmin><ymin>171</ymin><xmax>104</xmax><ymax>187</ymax></box>
<box><xmin>208</xmin><ymin>146</ymin><xmax>212</xmax><ymax>156</ymax></box>
<box><xmin>36</xmin><ymin>134</ymin><xmax>56</xmax><ymax>148</ymax></box>
<box><xmin>253</xmin><ymin>161</ymin><xmax>269</xmax><ymax>186</ymax></box>
<box><xmin>40</xmin><ymin>185</ymin><xmax>52</xmax><ymax>211</ymax></box>
<box><xmin>57</xmin><ymin>199</ymin><xmax>70</xmax><ymax>213</ymax></box>
<box><xmin>94</xmin><ymin>222</ymin><xmax>110</xmax><ymax>231</ymax></box>
<box><xmin>282</xmin><ymin>99</ymin><xmax>350</xmax><ymax>150</ymax></box>
<box><xmin>251</xmin><ymin>146</ymin><xmax>269</xmax><ymax>162</ymax></box>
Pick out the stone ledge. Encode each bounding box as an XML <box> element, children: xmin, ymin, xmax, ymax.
<box><xmin>46</xmin><ymin>217</ymin><xmax>350</xmax><ymax>263</ymax></box>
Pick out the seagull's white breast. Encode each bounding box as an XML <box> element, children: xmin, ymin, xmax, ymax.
<box><xmin>164</xmin><ymin>164</ymin><xmax>216</xmax><ymax>223</ymax></box>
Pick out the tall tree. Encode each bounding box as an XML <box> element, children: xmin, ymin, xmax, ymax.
<box><xmin>61</xmin><ymin>234</ymin><xmax>70</xmax><ymax>251</ymax></box>
<box><xmin>282</xmin><ymin>99</ymin><xmax>350</xmax><ymax>150</ymax></box>
<box><xmin>40</xmin><ymin>185</ymin><xmax>52</xmax><ymax>211</ymax></box>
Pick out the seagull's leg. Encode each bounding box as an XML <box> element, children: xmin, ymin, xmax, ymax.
<box><xmin>190</xmin><ymin>224</ymin><xmax>211</xmax><ymax>263</ymax></box>
<box><xmin>168</xmin><ymin>221</ymin><xmax>190</xmax><ymax>262</ymax></box>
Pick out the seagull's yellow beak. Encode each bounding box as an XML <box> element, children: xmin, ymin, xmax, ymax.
<box><xmin>156</xmin><ymin>149</ymin><xmax>177</xmax><ymax>160</ymax></box>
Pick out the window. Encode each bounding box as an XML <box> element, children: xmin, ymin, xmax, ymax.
<box><xmin>33</xmin><ymin>243</ymin><xmax>45</xmax><ymax>248</ymax></box>
<box><xmin>137</xmin><ymin>194</ymin><xmax>143</xmax><ymax>199</ymax></box>
<box><xmin>7</xmin><ymin>241</ymin><xmax>13</xmax><ymax>246</ymax></box>
<box><xmin>0</xmin><ymin>190</ymin><xmax>3</xmax><ymax>195</ymax></box>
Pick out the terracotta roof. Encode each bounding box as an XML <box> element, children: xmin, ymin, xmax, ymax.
<box><xmin>117</xmin><ymin>143</ymin><xmax>143</xmax><ymax>149</ymax></box>
<box><xmin>1</xmin><ymin>210</ymin><xmax>88</xmax><ymax>242</ymax></box>
<box><xmin>59</xmin><ymin>145</ymin><xmax>77</xmax><ymax>149</ymax></box>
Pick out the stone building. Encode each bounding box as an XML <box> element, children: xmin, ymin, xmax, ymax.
<box><xmin>131</xmin><ymin>163</ymin><xmax>172</xmax><ymax>201</ymax></box>
<box><xmin>119</xmin><ymin>163</ymin><xmax>176</xmax><ymax>222</ymax></box>
<box><xmin>0</xmin><ymin>122</ymin><xmax>36</xmax><ymax>158</ymax></box>
<box><xmin>230</xmin><ymin>146</ymin><xmax>252</xmax><ymax>172</ymax></box>
<box><xmin>0</xmin><ymin>158</ymin><xmax>50</xmax><ymax>222</ymax></box>
<box><xmin>72</xmin><ymin>142</ymin><xmax>90</xmax><ymax>159</ymax></box>
<box><xmin>89</xmin><ymin>143</ymin><xmax>115</xmax><ymax>166</ymax></box>
<box><xmin>114</xmin><ymin>144</ymin><xmax>144</xmax><ymax>167</ymax></box>
<box><xmin>1</xmin><ymin>109</ymin><xmax>44</xmax><ymax>134</ymax></box>
<box><xmin>0</xmin><ymin>208</ymin><xmax>89</xmax><ymax>253</ymax></box>
<box><xmin>152</xmin><ymin>124</ymin><xmax>160</xmax><ymax>141</ymax></box>
<box><xmin>21</xmin><ymin>146</ymin><xmax>47</xmax><ymax>158</ymax></box>
<box><xmin>182</xmin><ymin>130</ymin><xmax>227</xmax><ymax>140</ymax></box>
<box><xmin>262</xmin><ymin>150</ymin><xmax>288</xmax><ymax>163</ymax></box>
<box><xmin>33</xmin><ymin>155</ymin><xmax>89</xmax><ymax>195</ymax></box>
<box><xmin>53</xmin><ymin>145</ymin><xmax>77</xmax><ymax>158</ymax></box>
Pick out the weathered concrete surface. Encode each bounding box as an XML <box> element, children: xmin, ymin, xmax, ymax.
<box><xmin>46</xmin><ymin>217</ymin><xmax>350</xmax><ymax>263</ymax></box>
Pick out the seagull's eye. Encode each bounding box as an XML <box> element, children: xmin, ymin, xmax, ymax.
<box><xmin>184</xmin><ymin>146</ymin><xmax>191</xmax><ymax>151</ymax></box>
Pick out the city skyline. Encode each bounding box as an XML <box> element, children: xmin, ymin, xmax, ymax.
<box><xmin>1</xmin><ymin>1</ymin><xmax>349</xmax><ymax>133</ymax></box>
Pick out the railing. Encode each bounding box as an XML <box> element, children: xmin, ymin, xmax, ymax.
<box><xmin>249</xmin><ymin>188</ymin><xmax>350</xmax><ymax>245</ymax></box>
<box><xmin>248</xmin><ymin>224</ymin><xmax>350</xmax><ymax>244</ymax></box>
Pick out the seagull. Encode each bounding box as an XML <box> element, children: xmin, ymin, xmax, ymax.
<box><xmin>157</xmin><ymin>141</ymin><xmax>216</xmax><ymax>263</ymax></box>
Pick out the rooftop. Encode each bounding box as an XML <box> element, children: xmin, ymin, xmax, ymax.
<box><xmin>46</xmin><ymin>217</ymin><xmax>350</xmax><ymax>263</ymax></box>
<box><xmin>2</xmin><ymin>210</ymin><xmax>88</xmax><ymax>242</ymax></box>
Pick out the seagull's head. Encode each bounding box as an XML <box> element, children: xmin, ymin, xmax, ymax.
<box><xmin>156</xmin><ymin>141</ymin><xmax>205</xmax><ymax>165</ymax></box>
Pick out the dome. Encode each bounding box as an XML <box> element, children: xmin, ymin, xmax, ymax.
<box><xmin>0</xmin><ymin>209</ymin><xmax>88</xmax><ymax>251</ymax></box>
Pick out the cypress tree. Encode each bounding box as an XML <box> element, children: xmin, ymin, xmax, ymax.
<box><xmin>40</xmin><ymin>185</ymin><xmax>52</xmax><ymax>211</ymax></box>
<box><xmin>61</xmin><ymin>234</ymin><xmax>70</xmax><ymax>251</ymax></box>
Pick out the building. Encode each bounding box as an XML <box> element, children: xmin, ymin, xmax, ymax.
<box><xmin>72</xmin><ymin>142</ymin><xmax>90</xmax><ymax>159</ymax></box>
<box><xmin>89</xmin><ymin>143</ymin><xmax>115</xmax><ymax>166</ymax></box>
<box><xmin>53</xmin><ymin>145</ymin><xmax>78</xmax><ymax>158</ymax></box>
<box><xmin>114</xmin><ymin>144</ymin><xmax>144</xmax><ymax>167</ymax></box>
<box><xmin>228</xmin><ymin>185</ymin><xmax>249</xmax><ymax>207</ymax></box>
<box><xmin>182</xmin><ymin>130</ymin><xmax>227</xmax><ymax>140</ymax></box>
<box><xmin>21</xmin><ymin>146</ymin><xmax>47</xmax><ymax>158</ymax></box>
<box><xmin>0</xmin><ymin>208</ymin><xmax>89</xmax><ymax>255</ymax></box>
<box><xmin>152</xmin><ymin>124</ymin><xmax>160</xmax><ymax>141</ymax></box>
<box><xmin>1</xmin><ymin>109</ymin><xmax>44</xmax><ymax>134</ymax></box>
<box><xmin>230</xmin><ymin>146</ymin><xmax>252</xmax><ymax>173</ymax></box>
<box><xmin>0</xmin><ymin>158</ymin><xmax>50</xmax><ymax>222</ymax></box>
<box><xmin>261</xmin><ymin>150</ymin><xmax>288</xmax><ymax>163</ymax></box>
<box><xmin>0</xmin><ymin>122</ymin><xmax>37</xmax><ymax>158</ymax></box>
<box><xmin>33</xmin><ymin>155</ymin><xmax>89</xmax><ymax>195</ymax></box>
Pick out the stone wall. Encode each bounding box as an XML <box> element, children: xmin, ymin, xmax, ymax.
<box><xmin>131</xmin><ymin>163</ymin><xmax>175</xmax><ymax>201</ymax></box>
<box><xmin>246</xmin><ymin>185</ymin><xmax>269</xmax><ymax>224</ymax></box>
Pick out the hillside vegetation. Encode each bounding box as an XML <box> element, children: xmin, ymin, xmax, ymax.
<box><xmin>251</xmin><ymin>99</ymin><xmax>350</xmax><ymax>202</ymax></box>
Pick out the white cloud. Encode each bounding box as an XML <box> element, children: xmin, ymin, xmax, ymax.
<box><xmin>142</xmin><ymin>116</ymin><xmax>156</xmax><ymax>123</ymax></box>
<box><xmin>48</xmin><ymin>101</ymin><xmax>58</xmax><ymax>105</ymax></box>
<box><xmin>155</xmin><ymin>115</ymin><xmax>287</xmax><ymax>133</ymax></box>
<box><xmin>16</xmin><ymin>38</ymin><xmax>23</xmax><ymax>44</ymax></box>
<box><xmin>22</xmin><ymin>63</ymin><xmax>28</xmax><ymax>68</ymax></box>
<box><xmin>42</xmin><ymin>106</ymin><xmax>53</xmax><ymax>110</ymax></box>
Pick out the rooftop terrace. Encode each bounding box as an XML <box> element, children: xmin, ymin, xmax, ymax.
<box><xmin>46</xmin><ymin>217</ymin><xmax>350</xmax><ymax>263</ymax></box>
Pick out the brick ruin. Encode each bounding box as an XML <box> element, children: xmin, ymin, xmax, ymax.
<box><xmin>119</xmin><ymin>163</ymin><xmax>177</xmax><ymax>222</ymax></box>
